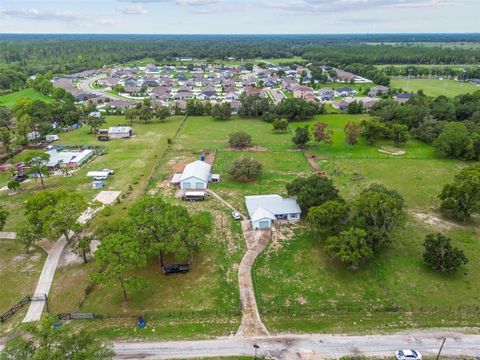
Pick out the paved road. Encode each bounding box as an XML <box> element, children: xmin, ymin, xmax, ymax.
<box><xmin>22</xmin><ymin>191</ymin><xmax>122</xmax><ymax>323</ymax></box>
<box><xmin>77</xmin><ymin>75</ymin><xmax>128</xmax><ymax>101</ymax></box>
<box><xmin>113</xmin><ymin>331</ymin><xmax>480</xmax><ymax>359</ymax></box>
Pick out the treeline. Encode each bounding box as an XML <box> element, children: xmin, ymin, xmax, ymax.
<box><xmin>366</xmin><ymin>90</ymin><xmax>480</xmax><ymax>160</ymax></box>
<box><xmin>1</xmin><ymin>34</ymin><xmax>480</xmax><ymax>92</ymax></box>
<box><xmin>382</xmin><ymin>65</ymin><xmax>480</xmax><ymax>79</ymax></box>
<box><xmin>303</xmin><ymin>45</ymin><xmax>480</xmax><ymax>65</ymax></box>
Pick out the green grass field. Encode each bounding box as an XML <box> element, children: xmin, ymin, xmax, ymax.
<box><xmin>0</xmin><ymin>240</ymin><xmax>47</xmax><ymax>334</ymax></box>
<box><xmin>2</xmin><ymin>114</ymin><xmax>479</xmax><ymax>339</ymax></box>
<box><xmin>0</xmin><ymin>88</ymin><xmax>55</xmax><ymax>107</ymax></box>
<box><xmin>390</xmin><ymin>79</ymin><xmax>478</xmax><ymax>97</ymax></box>
<box><xmin>253</xmin><ymin>115</ymin><xmax>479</xmax><ymax>334</ymax></box>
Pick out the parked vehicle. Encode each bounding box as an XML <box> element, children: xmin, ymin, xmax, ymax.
<box><xmin>231</xmin><ymin>211</ymin><xmax>242</xmax><ymax>220</ymax></box>
<box><xmin>93</xmin><ymin>176</ymin><xmax>108</xmax><ymax>180</ymax></box>
<box><xmin>182</xmin><ymin>191</ymin><xmax>205</xmax><ymax>201</ymax></box>
<box><xmin>395</xmin><ymin>350</ymin><xmax>422</xmax><ymax>360</ymax></box>
<box><xmin>13</xmin><ymin>172</ymin><xmax>28</xmax><ymax>182</ymax></box>
<box><xmin>163</xmin><ymin>264</ymin><xmax>190</xmax><ymax>275</ymax></box>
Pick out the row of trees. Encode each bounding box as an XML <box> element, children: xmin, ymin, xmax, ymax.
<box><xmin>291</xmin><ymin>121</ymin><xmax>362</xmax><ymax>149</ymax></box>
<box><xmin>285</xmin><ymin>175</ymin><xmax>469</xmax><ymax>274</ymax></box>
<box><xmin>286</xmin><ymin>175</ymin><xmax>404</xmax><ymax>269</ymax></box>
<box><xmin>371</xmin><ymin>91</ymin><xmax>480</xmax><ymax>160</ymax></box>
<box><xmin>92</xmin><ymin>196</ymin><xmax>212</xmax><ymax>301</ymax></box>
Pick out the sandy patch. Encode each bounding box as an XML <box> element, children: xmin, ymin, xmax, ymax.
<box><xmin>0</xmin><ymin>232</ymin><xmax>17</xmax><ymax>239</ymax></box>
<box><xmin>378</xmin><ymin>146</ymin><xmax>406</xmax><ymax>156</ymax></box>
<box><xmin>226</xmin><ymin>145</ymin><xmax>267</xmax><ymax>152</ymax></box>
<box><xmin>269</xmin><ymin>223</ymin><xmax>298</xmax><ymax>252</ymax></box>
<box><xmin>414</xmin><ymin>211</ymin><xmax>461</xmax><ymax>231</ymax></box>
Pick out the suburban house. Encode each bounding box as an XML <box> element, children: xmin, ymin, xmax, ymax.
<box><xmin>293</xmin><ymin>85</ymin><xmax>314</xmax><ymax>99</ymax></box>
<box><xmin>335</xmin><ymin>69</ymin><xmax>356</xmax><ymax>82</ymax></box>
<box><xmin>108</xmin><ymin>126</ymin><xmax>133</xmax><ymax>139</ymax></box>
<box><xmin>336</xmin><ymin>87</ymin><xmax>358</xmax><ymax>97</ymax></box>
<box><xmin>394</xmin><ymin>93</ymin><xmax>415</xmax><ymax>104</ymax></box>
<box><xmin>368</xmin><ymin>85</ymin><xmax>389</xmax><ymax>97</ymax></box>
<box><xmin>171</xmin><ymin>160</ymin><xmax>219</xmax><ymax>190</ymax></box>
<box><xmin>245</xmin><ymin>194</ymin><xmax>302</xmax><ymax>230</ymax></box>
<box><xmin>317</xmin><ymin>88</ymin><xmax>337</xmax><ymax>100</ymax></box>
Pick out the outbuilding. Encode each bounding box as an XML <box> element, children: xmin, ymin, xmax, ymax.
<box><xmin>245</xmin><ymin>194</ymin><xmax>301</xmax><ymax>229</ymax></box>
<box><xmin>178</xmin><ymin>160</ymin><xmax>212</xmax><ymax>190</ymax></box>
<box><xmin>108</xmin><ymin>126</ymin><xmax>133</xmax><ymax>139</ymax></box>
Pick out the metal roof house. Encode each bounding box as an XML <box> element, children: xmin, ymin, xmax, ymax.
<box><xmin>108</xmin><ymin>126</ymin><xmax>132</xmax><ymax>139</ymax></box>
<box><xmin>45</xmin><ymin>148</ymin><xmax>95</xmax><ymax>169</ymax></box>
<box><xmin>245</xmin><ymin>194</ymin><xmax>301</xmax><ymax>229</ymax></box>
<box><xmin>174</xmin><ymin>160</ymin><xmax>212</xmax><ymax>190</ymax></box>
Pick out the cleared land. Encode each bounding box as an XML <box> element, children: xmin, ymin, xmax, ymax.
<box><xmin>0</xmin><ymin>88</ymin><xmax>55</xmax><ymax>107</ymax></box>
<box><xmin>390</xmin><ymin>79</ymin><xmax>478</xmax><ymax>97</ymax></box>
<box><xmin>2</xmin><ymin>114</ymin><xmax>478</xmax><ymax>339</ymax></box>
<box><xmin>254</xmin><ymin>114</ymin><xmax>479</xmax><ymax>334</ymax></box>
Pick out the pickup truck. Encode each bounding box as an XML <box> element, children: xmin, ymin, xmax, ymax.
<box><xmin>163</xmin><ymin>264</ymin><xmax>190</xmax><ymax>275</ymax></box>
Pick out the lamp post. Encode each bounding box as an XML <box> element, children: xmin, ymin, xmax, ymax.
<box><xmin>253</xmin><ymin>344</ymin><xmax>260</xmax><ymax>359</ymax></box>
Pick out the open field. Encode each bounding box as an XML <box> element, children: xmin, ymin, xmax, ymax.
<box><xmin>2</xmin><ymin>114</ymin><xmax>479</xmax><ymax>338</ymax></box>
<box><xmin>0</xmin><ymin>240</ymin><xmax>47</xmax><ymax>334</ymax></box>
<box><xmin>0</xmin><ymin>88</ymin><xmax>55</xmax><ymax>107</ymax></box>
<box><xmin>390</xmin><ymin>79</ymin><xmax>478</xmax><ymax>97</ymax></box>
<box><xmin>253</xmin><ymin>115</ymin><xmax>479</xmax><ymax>334</ymax></box>
<box><xmin>0</xmin><ymin>115</ymin><xmax>183</xmax><ymax>232</ymax></box>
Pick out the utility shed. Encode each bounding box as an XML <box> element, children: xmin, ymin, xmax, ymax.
<box><xmin>179</xmin><ymin>160</ymin><xmax>212</xmax><ymax>190</ymax></box>
<box><xmin>108</xmin><ymin>126</ymin><xmax>132</xmax><ymax>139</ymax></box>
<box><xmin>245</xmin><ymin>194</ymin><xmax>301</xmax><ymax>229</ymax></box>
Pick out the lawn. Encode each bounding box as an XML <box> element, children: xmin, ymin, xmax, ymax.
<box><xmin>390</xmin><ymin>79</ymin><xmax>478</xmax><ymax>97</ymax></box>
<box><xmin>0</xmin><ymin>88</ymin><xmax>55</xmax><ymax>107</ymax></box>
<box><xmin>175</xmin><ymin>116</ymin><xmax>294</xmax><ymax>152</ymax></box>
<box><xmin>0</xmin><ymin>115</ymin><xmax>182</xmax><ymax>232</ymax></box>
<box><xmin>253</xmin><ymin>114</ymin><xmax>480</xmax><ymax>334</ymax></box>
<box><xmin>0</xmin><ymin>240</ymin><xmax>47</xmax><ymax>334</ymax></box>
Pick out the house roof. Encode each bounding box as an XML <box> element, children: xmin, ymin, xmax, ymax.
<box><xmin>245</xmin><ymin>194</ymin><xmax>301</xmax><ymax>222</ymax></box>
<box><xmin>180</xmin><ymin>160</ymin><xmax>212</xmax><ymax>183</ymax></box>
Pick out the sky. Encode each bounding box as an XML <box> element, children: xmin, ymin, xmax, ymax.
<box><xmin>0</xmin><ymin>0</ymin><xmax>479</xmax><ymax>34</ymax></box>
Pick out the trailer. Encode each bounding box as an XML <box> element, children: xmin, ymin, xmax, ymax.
<box><xmin>182</xmin><ymin>191</ymin><xmax>206</xmax><ymax>201</ymax></box>
<box><xmin>86</xmin><ymin>171</ymin><xmax>110</xmax><ymax>180</ymax></box>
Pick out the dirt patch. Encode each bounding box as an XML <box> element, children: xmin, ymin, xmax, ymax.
<box><xmin>378</xmin><ymin>146</ymin><xmax>406</xmax><ymax>156</ymax></box>
<box><xmin>269</xmin><ymin>223</ymin><xmax>298</xmax><ymax>252</ymax></box>
<box><xmin>226</xmin><ymin>145</ymin><xmax>267</xmax><ymax>152</ymax></box>
<box><xmin>413</xmin><ymin>211</ymin><xmax>461</xmax><ymax>231</ymax></box>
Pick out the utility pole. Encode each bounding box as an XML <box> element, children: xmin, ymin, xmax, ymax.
<box><xmin>436</xmin><ymin>337</ymin><xmax>446</xmax><ymax>360</ymax></box>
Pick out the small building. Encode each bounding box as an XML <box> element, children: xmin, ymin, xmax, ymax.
<box><xmin>245</xmin><ymin>194</ymin><xmax>302</xmax><ymax>229</ymax></box>
<box><xmin>46</xmin><ymin>148</ymin><xmax>95</xmax><ymax>169</ymax></box>
<box><xmin>91</xmin><ymin>181</ymin><xmax>105</xmax><ymax>189</ymax></box>
<box><xmin>178</xmin><ymin>160</ymin><xmax>212</xmax><ymax>190</ymax></box>
<box><xmin>394</xmin><ymin>93</ymin><xmax>415</xmax><ymax>104</ymax></box>
<box><xmin>368</xmin><ymin>85</ymin><xmax>389</xmax><ymax>97</ymax></box>
<box><xmin>108</xmin><ymin>126</ymin><xmax>132</xmax><ymax>139</ymax></box>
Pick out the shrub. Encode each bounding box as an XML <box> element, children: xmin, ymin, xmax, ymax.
<box><xmin>423</xmin><ymin>233</ymin><xmax>468</xmax><ymax>274</ymax></box>
<box><xmin>228</xmin><ymin>131</ymin><xmax>252</xmax><ymax>148</ymax></box>
<box><xmin>228</xmin><ymin>157</ymin><xmax>262</xmax><ymax>182</ymax></box>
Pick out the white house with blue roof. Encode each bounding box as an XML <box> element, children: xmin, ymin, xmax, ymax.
<box><xmin>245</xmin><ymin>194</ymin><xmax>302</xmax><ymax>229</ymax></box>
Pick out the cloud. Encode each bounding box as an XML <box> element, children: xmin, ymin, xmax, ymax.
<box><xmin>118</xmin><ymin>5</ymin><xmax>148</xmax><ymax>14</ymax></box>
<box><xmin>175</xmin><ymin>0</ymin><xmax>222</xmax><ymax>5</ymax></box>
<box><xmin>0</xmin><ymin>7</ymin><xmax>113</xmax><ymax>26</ymax></box>
<box><xmin>262</xmin><ymin>0</ymin><xmax>449</xmax><ymax>13</ymax></box>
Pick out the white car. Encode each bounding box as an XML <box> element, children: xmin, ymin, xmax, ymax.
<box><xmin>395</xmin><ymin>349</ymin><xmax>422</xmax><ymax>360</ymax></box>
<box><xmin>231</xmin><ymin>211</ymin><xmax>241</xmax><ymax>220</ymax></box>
